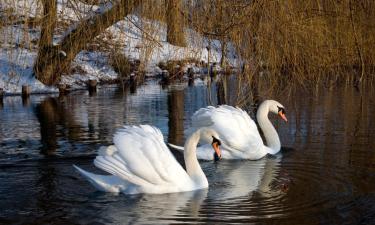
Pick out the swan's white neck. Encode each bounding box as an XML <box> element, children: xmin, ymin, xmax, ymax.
<box><xmin>256</xmin><ymin>102</ymin><xmax>281</xmax><ymax>154</ymax></box>
<box><xmin>184</xmin><ymin>130</ymin><xmax>208</xmax><ymax>188</ymax></box>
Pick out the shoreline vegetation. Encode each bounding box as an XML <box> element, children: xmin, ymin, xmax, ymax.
<box><xmin>0</xmin><ymin>0</ymin><xmax>374</xmax><ymax>95</ymax></box>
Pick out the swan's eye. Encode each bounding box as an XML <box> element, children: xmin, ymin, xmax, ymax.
<box><xmin>277</xmin><ymin>107</ymin><xmax>288</xmax><ymax>122</ymax></box>
<box><xmin>277</xmin><ymin>106</ymin><xmax>286</xmax><ymax>115</ymax></box>
<box><xmin>212</xmin><ymin>136</ymin><xmax>221</xmax><ymax>146</ymax></box>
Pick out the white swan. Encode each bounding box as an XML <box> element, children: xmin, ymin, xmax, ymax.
<box><xmin>168</xmin><ymin>100</ymin><xmax>287</xmax><ymax>160</ymax></box>
<box><xmin>73</xmin><ymin>125</ymin><xmax>222</xmax><ymax>194</ymax></box>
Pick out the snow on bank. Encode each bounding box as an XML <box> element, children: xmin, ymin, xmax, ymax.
<box><xmin>0</xmin><ymin>47</ymin><xmax>119</xmax><ymax>93</ymax></box>
<box><xmin>60</xmin><ymin>51</ymin><xmax>118</xmax><ymax>89</ymax></box>
<box><xmin>0</xmin><ymin>2</ymin><xmax>236</xmax><ymax>94</ymax></box>
<box><xmin>0</xmin><ymin>0</ymin><xmax>101</xmax><ymax>21</ymax></box>
<box><xmin>113</xmin><ymin>15</ymin><xmax>236</xmax><ymax>74</ymax></box>
<box><xmin>0</xmin><ymin>48</ymin><xmax>57</xmax><ymax>94</ymax></box>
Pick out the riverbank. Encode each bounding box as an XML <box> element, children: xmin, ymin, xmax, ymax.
<box><xmin>0</xmin><ymin>1</ymin><xmax>236</xmax><ymax>95</ymax></box>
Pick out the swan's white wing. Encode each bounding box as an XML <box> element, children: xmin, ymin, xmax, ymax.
<box><xmin>191</xmin><ymin>105</ymin><xmax>263</xmax><ymax>153</ymax></box>
<box><xmin>73</xmin><ymin>165</ymin><xmax>128</xmax><ymax>193</ymax></box>
<box><xmin>94</xmin><ymin>125</ymin><xmax>191</xmax><ymax>190</ymax></box>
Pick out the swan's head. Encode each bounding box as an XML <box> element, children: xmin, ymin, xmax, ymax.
<box><xmin>199</xmin><ymin>128</ymin><xmax>222</xmax><ymax>161</ymax></box>
<box><xmin>268</xmin><ymin>100</ymin><xmax>288</xmax><ymax>122</ymax></box>
<box><xmin>211</xmin><ymin>136</ymin><xmax>222</xmax><ymax>161</ymax></box>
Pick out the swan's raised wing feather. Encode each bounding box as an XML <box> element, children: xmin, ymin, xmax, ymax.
<box><xmin>94</xmin><ymin>125</ymin><xmax>190</xmax><ymax>189</ymax></box>
<box><xmin>191</xmin><ymin>105</ymin><xmax>263</xmax><ymax>152</ymax></box>
<box><xmin>186</xmin><ymin>106</ymin><xmax>215</xmax><ymax>136</ymax></box>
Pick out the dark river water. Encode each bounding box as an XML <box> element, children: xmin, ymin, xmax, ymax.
<box><xmin>1</xmin><ymin>77</ymin><xmax>375</xmax><ymax>224</ymax></box>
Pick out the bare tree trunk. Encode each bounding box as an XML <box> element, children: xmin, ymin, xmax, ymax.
<box><xmin>33</xmin><ymin>0</ymin><xmax>57</xmax><ymax>85</ymax></box>
<box><xmin>349</xmin><ymin>0</ymin><xmax>365</xmax><ymax>86</ymax></box>
<box><xmin>40</xmin><ymin>0</ymin><xmax>56</xmax><ymax>47</ymax></box>
<box><xmin>166</xmin><ymin>0</ymin><xmax>186</xmax><ymax>47</ymax></box>
<box><xmin>34</xmin><ymin>0</ymin><xmax>142</xmax><ymax>85</ymax></box>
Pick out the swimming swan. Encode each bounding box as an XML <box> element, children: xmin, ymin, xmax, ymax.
<box><xmin>74</xmin><ymin>125</ymin><xmax>221</xmax><ymax>194</ymax></box>
<box><xmin>169</xmin><ymin>100</ymin><xmax>287</xmax><ymax>160</ymax></box>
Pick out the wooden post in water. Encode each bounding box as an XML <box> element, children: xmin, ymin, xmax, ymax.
<box><xmin>22</xmin><ymin>85</ymin><xmax>31</xmax><ymax>97</ymax></box>
<box><xmin>58</xmin><ymin>84</ymin><xmax>69</xmax><ymax>95</ymax></box>
<box><xmin>0</xmin><ymin>88</ymin><xmax>3</xmax><ymax>109</ymax></box>
<box><xmin>88</xmin><ymin>79</ymin><xmax>97</xmax><ymax>95</ymax></box>
<box><xmin>22</xmin><ymin>85</ymin><xmax>31</xmax><ymax>106</ymax></box>
<box><xmin>129</xmin><ymin>73</ymin><xmax>137</xmax><ymax>94</ymax></box>
<box><xmin>161</xmin><ymin>70</ymin><xmax>170</xmax><ymax>85</ymax></box>
<box><xmin>188</xmin><ymin>67</ymin><xmax>194</xmax><ymax>86</ymax></box>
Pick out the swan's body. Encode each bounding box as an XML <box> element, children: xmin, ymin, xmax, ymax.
<box><xmin>74</xmin><ymin>125</ymin><xmax>221</xmax><ymax>194</ymax></box>
<box><xmin>168</xmin><ymin>100</ymin><xmax>287</xmax><ymax>160</ymax></box>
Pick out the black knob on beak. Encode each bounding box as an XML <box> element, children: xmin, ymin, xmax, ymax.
<box><xmin>214</xmin><ymin>152</ymin><xmax>221</xmax><ymax>162</ymax></box>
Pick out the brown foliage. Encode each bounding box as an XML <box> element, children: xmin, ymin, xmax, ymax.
<box><xmin>4</xmin><ymin>0</ymin><xmax>374</xmax><ymax>87</ymax></box>
<box><xmin>189</xmin><ymin>0</ymin><xmax>375</xmax><ymax>86</ymax></box>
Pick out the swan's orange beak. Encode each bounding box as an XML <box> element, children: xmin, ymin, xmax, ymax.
<box><xmin>212</xmin><ymin>142</ymin><xmax>222</xmax><ymax>161</ymax></box>
<box><xmin>278</xmin><ymin>111</ymin><xmax>288</xmax><ymax>122</ymax></box>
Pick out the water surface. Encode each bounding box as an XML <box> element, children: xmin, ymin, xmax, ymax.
<box><xmin>1</xmin><ymin>78</ymin><xmax>375</xmax><ymax>224</ymax></box>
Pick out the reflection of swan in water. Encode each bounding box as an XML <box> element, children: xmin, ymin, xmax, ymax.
<box><xmin>206</xmin><ymin>155</ymin><xmax>283</xmax><ymax>200</ymax></box>
<box><xmin>98</xmin><ymin>156</ymin><xmax>283</xmax><ymax>223</ymax></box>
<box><xmin>99</xmin><ymin>189</ymin><xmax>208</xmax><ymax>224</ymax></box>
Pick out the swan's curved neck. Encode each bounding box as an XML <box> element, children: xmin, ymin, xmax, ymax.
<box><xmin>256</xmin><ymin>102</ymin><xmax>280</xmax><ymax>154</ymax></box>
<box><xmin>184</xmin><ymin>130</ymin><xmax>208</xmax><ymax>187</ymax></box>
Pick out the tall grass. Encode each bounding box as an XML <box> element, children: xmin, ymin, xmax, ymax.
<box><xmin>1</xmin><ymin>0</ymin><xmax>374</xmax><ymax>87</ymax></box>
<box><xmin>188</xmin><ymin>0</ymin><xmax>375</xmax><ymax>87</ymax></box>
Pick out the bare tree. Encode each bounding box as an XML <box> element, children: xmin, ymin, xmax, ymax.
<box><xmin>34</xmin><ymin>0</ymin><xmax>142</xmax><ymax>85</ymax></box>
<box><xmin>166</xmin><ymin>0</ymin><xmax>186</xmax><ymax>47</ymax></box>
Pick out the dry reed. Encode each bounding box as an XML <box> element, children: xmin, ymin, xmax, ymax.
<box><xmin>1</xmin><ymin>0</ymin><xmax>374</xmax><ymax>88</ymax></box>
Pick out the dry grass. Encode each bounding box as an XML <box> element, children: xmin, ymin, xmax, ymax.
<box><xmin>1</xmin><ymin>0</ymin><xmax>375</xmax><ymax>88</ymax></box>
<box><xmin>189</xmin><ymin>0</ymin><xmax>375</xmax><ymax>88</ymax></box>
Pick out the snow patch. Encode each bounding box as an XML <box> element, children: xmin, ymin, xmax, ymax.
<box><xmin>0</xmin><ymin>48</ymin><xmax>57</xmax><ymax>94</ymax></box>
<box><xmin>0</xmin><ymin>2</ymin><xmax>237</xmax><ymax>94</ymax></box>
<box><xmin>60</xmin><ymin>51</ymin><xmax>118</xmax><ymax>89</ymax></box>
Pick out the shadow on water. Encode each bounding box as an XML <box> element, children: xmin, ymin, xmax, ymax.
<box><xmin>34</xmin><ymin>97</ymin><xmax>84</xmax><ymax>156</ymax></box>
<box><xmin>167</xmin><ymin>87</ymin><xmax>185</xmax><ymax>146</ymax></box>
<box><xmin>168</xmin><ymin>86</ymin><xmax>186</xmax><ymax>165</ymax></box>
<box><xmin>1</xmin><ymin>78</ymin><xmax>375</xmax><ymax>224</ymax></box>
<box><xmin>216</xmin><ymin>75</ymin><xmax>229</xmax><ymax>105</ymax></box>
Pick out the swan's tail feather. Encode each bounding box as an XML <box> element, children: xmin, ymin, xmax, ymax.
<box><xmin>94</xmin><ymin>156</ymin><xmax>150</xmax><ymax>188</ymax></box>
<box><xmin>167</xmin><ymin>143</ymin><xmax>184</xmax><ymax>152</ymax></box>
<box><xmin>73</xmin><ymin>165</ymin><xmax>122</xmax><ymax>193</ymax></box>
